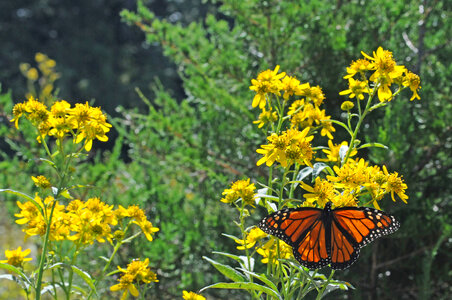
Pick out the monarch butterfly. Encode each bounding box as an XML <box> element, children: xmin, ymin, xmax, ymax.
<box><xmin>258</xmin><ymin>202</ymin><xmax>400</xmax><ymax>270</ymax></box>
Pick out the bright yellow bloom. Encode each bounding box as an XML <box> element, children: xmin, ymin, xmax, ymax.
<box><xmin>281</xmin><ymin>75</ymin><xmax>303</xmax><ymax>100</ymax></box>
<box><xmin>382</xmin><ymin>166</ymin><xmax>408</xmax><ymax>203</ymax></box>
<box><xmin>235</xmin><ymin>227</ymin><xmax>267</xmax><ymax>250</ymax></box>
<box><xmin>133</xmin><ymin>219</ymin><xmax>160</xmax><ymax>242</ymax></box>
<box><xmin>403</xmin><ymin>71</ymin><xmax>421</xmax><ymax>100</ymax></box>
<box><xmin>249</xmin><ymin>65</ymin><xmax>285</xmax><ymax>109</ymax></box>
<box><xmin>67</xmin><ymin>197</ymin><xmax>118</xmax><ymax>244</ymax></box>
<box><xmin>287</xmin><ymin>99</ymin><xmax>305</xmax><ymax>116</ymax></box>
<box><xmin>361</xmin><ymin>47</ymin><xmax>405</xmax><ymax>102</ymax></box>
<box><xmin>183</xmin><ymin>291</ymin><xmax>206</xmax><ymax>300</ymax></box>
<box><xmin>0</xmin><ymin>246</ymin><xmax>32</xmax><ymax>267</ymax></box>
<box><xmin>317</xmin><ymin>140</ymin><xmax>356</xmax><ymax>163</ymax></box>
<box><xmin>31</xmin><ymin>175</ymin><xmax>51</xmax><ymax>189</ymax></box>
<box><xmin>300</xmin><ymin>177</ymin><xmax>337</xmax><ymax>208</ymax></box>
<box><xmin>256</xmin><ymin>238</ymin><xmax>293</xmax><ymax>265</ymax></box>
<box><xmin>221</xmin><ymin>178</ymin><xmax>256</xmax><ymax>207</ymax></box>
<box><xmin>331</xmin><ymin>190</ymin><xmax>358</xmax><ymax>208</ymax></box>
<box><xmin>253</xmin><ymin>107</ymin><xmax>278</xmax><ymax>128</ymax></box>
<box><xmin>69</xmin><ymin>102</ymin><xmax>112</xmax><ymax>151</ymax></box>
<box><xmin>339</xmin><ymin>78</ymin><xmax>371</xmax><ymax>100</ymax></box>
<box><xmin>344</xmin><ymin>59</ymin><xmax>373</xmax><ymax>79</ymax></box>
<box><xmin>327</xmin><ymin>158</ymin><xmax>369</xmax><ymax>189</ymax></box>
<box><xmin>15</xmin><ymin>195</ymin><xmax>69</xmax><ymax>241</ymax></box>
<box><xmin>256</xmin><ymin>127</ymin><xmax>314</xmax><ymax>168</ymax></box>
<box><xmin>110</xmin><ymin>258</ymin><xmax>158</xmax><ymax>300</ymax></box>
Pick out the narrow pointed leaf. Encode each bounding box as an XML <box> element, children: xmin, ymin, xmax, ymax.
<box><xmin>203</xmin><ymin>256</ymin><xmax>245</xmax><ymax>282</ymax></box>
<box><xmin>200</xmin><ymin>282</ymin><xmax>281</xmax><ymax>299</ymax></box>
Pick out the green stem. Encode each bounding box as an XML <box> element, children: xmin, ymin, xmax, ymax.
<box><xmin>315</xmin><ymin>269</ymin><xmax>335</xmax><ymax>300</ymax></box>
<box><xmin>65</xmin><ymin>246</ymin><xmax>80</xmax><ymax>299</ymax></box>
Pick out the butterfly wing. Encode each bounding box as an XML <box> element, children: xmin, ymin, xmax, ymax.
<box><xmin>329</xmin><ymin>206</ymin><xmax>400</xmax><ymax>269</ymax></box>
<box><xmin>259</xmin><ymin>208</ymin><xmax>330</xmax><ymax>269</ymax></box>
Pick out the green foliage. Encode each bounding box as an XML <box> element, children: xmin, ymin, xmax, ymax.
<box><xmin>121</xmin><ymin>0</ymin><xmax>451</xmax><ymax>298</ymax></box>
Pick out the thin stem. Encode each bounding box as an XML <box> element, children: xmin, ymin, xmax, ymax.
<box><xmin>315</xmin><ymin>269</ymin><xmax>335</xmax><ymax>300</ymax></box>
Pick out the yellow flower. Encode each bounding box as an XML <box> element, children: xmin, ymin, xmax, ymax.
<box><xmin>235</xmin><ymin>227</ymin><xmax>267</xmax><ymax>250</ymax></box>
<box><xmin>403</xmin><ymin>71</ymin><xmax>421</xmax><ymax>100</ymax></box>
<box><xmin>339</xmin><ymin>78</ymin><xmax>371</xmax><ymax>100</ymax></box>
<box><xmin>287</xmin><ymin>99</ymin><xmax>305</xmax><ymax>116</ymax></box>
<box><xmin>300</xmin><ymin>177</ymin><xmax>337</xmax><ymax>208</ymax></box>
<box><xmin>253</xmin><ymin>107</ymin><xmax>278</xmax><ymax>128</ymax></box>
<box><xmin>249</xmin><ymin>65</ymin><xmax>285</xmax><ymax>108</ymax></box>
<box><xmin>361</xmin><ymin>47</ymin><xmax>405</xmax><ymax>102</ymax></box>
<box><xmin>31</xmin><ymin>175</ymin><xmax>51</xmax><ymax>189</ymax></box>
<box><xmin>344</xmin><ymin>59</ymin><xmax>373</xmax><ymax>79</ymax></box>
<box><xmin>256</xmin><ymin>238</ymin><xmax>292</xmax><ymax>265</ymax></box>
<box><xmin>221</xmin><ymin>178</ymin><xmax>256</xmax><ymax>207</ymax></box>
<box><xmin>110</xmin><ymin>258</ymin><xmax>158</xmax><ymax>300</ymax></box>
<box><xmin>182</xmin><ymin>291</ymin><xmax>206</xmax><ymax>300</ymax></box>
<box><xmin>317</xmin><ymin>140</ymin><xmax>356</xmax><ymax>163</ymax></box>
<box><xmin>281</xmin><ymin>75</ymin><xmax>303</xmax><ymax>100</ymax></box>
<box><xmin>256</xmin><ymin>127</ymin><xmax>314</xmax><ymax>168</ymax></box>
<box><xmin>331</xmin><ymin>190</ymin><xmax>358</xmax><ymax>208</ymax></box>
<box><xmin>133</xmin><ymin>219</ymin><xmax>160</xmax><ymax>242</ymax></box>
<box><xmin>69</xmin><ymin>102</ymin><xmax>112</xmax><ymax>151</ymax></box>
<box><xmin>327</xmin><ymin>158</ymin><xmax>369</xmax><ymax>189</ymax></box>
<box><xmin>0</xmin><ymin>246</ymin><xmax>32</xmax><ymax>267</ymax></box>
<box><xmin>15</xmin><ymin>195</ymin><xmax>69</xmax><ymax>241</ymax></box>
<box><xmin>67</xmin><ymin>197</ymin><xmax>117</xmax><ymax>244</ymax></box>
<box><xmin>382</xmin><ymin>166</ymin><xmax>408</xmax><ymax>203</ymax></box>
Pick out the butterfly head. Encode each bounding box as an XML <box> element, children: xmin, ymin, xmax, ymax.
<box><xmin>324</xmin><ymin>201</ymin><xmax>333</xmax><ymax>211</ymax></box>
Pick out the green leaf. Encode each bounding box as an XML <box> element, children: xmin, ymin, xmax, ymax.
<box><xmin>39</xmin><ymin>158</ymin><xmax>56</xmax><ymax>168</ymax></box>
<box><xmin>0</xmin><ymin>189</ymin><xmax>34</xmax><ymax>202</ymax></box>
<box><xmin>295</xmin><ymin>167</ymin><xmax>313</xmax><ymax>183</ymax></box>
<box><xmin>0</xmin><ymin>263</ymin><xmax>32</xmax><ymax>287</ymax></box>
<box><xmin>239</xmin><ymin>269</ymin><xmax>278</xmax><ymax>291</ymax></box>
<box><xmin>357</xmin><ymin>142</ymin><xmax>388</xmax><ymax>150</ymax></box>
<box><xmin>203</xmin><ymin>256</ymin><xmax>245</xmax><ymax>283</ymax></box>
<box><xmin>312</xmin><ymin>162</ymin><xmax>329</xmax><ymax>178</ymax></box>
<box><xmin>200</xmin><ymin>282</ymin><xmax>282</xmax><ymax>299</ymax></box>
<box><xmin>328</xmin><ymin>119</ymin><xmax>353</xmax><ymax>135</ymax></box>
<box><xmin>211</xmin><ymin>251</ymin><xmax>243</xmax><ymax>263</ymax></box>
<box><xmin>71</xmin><ymin>265</ymin><xmax>97</xmax><ymax>294</ymax></box>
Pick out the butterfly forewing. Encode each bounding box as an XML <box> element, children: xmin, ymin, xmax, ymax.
<box><xmin>259</xmin><ymin>208</ymin><xmax>322</xmax><ymax>247</ymax></box>
<box><xmin>332</xmin><ymin>206</ymin><xmax>400</xmax><ymax>248</ymax></box>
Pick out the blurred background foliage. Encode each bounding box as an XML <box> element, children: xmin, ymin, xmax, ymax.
<box><xmin>0</xmin><ymin>0</ymin><xmax>451</xmax><ymax>299</ymax></box>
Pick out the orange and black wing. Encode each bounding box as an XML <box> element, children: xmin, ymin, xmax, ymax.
<box><xmin>259</xmin><ymin>208</ymin><xmax>330</xmax><ymax>269</ymax></box>
<box><xmin>329</xmin><ymin>206</ymin><xmax>400</xmax><ymax>269</ymax></box>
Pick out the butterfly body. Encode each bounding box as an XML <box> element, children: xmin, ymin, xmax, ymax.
<box><xmin>259</xmin><ymin>202</ymin><xmax>400</xmax><ymax>270</ymax></box>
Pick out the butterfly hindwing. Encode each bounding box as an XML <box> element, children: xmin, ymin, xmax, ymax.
<box><xmin>292</xmin><ymin>218</ymin><xmax>331</xmax><ymax>269</ymax></box>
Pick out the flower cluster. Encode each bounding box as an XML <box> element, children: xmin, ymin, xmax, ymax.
<box><xmin>110</xmin><ymin>258</ymin><xmax>158</xmax><ymax>299</ymax></box>
<box><xmin>234</xmin><ymin>227</ymin><xmax>293</xmax><ymax>265</ymax></box>
<box><xmin>250</xmin><ymin>66</ymin><xmax>334</xmax><ymax>138</ymax></box>
<box><xmin>15</xmin><ymin>195</ymin><xmax>159</xmax><ymax>244</ymax></box>
<box><xmin>19</xmin><ymin>52</ymin><xmax>60</xmax><ymax>103</ymax></box>
<box><xmin>342</xmin><ymin>47</ymin><xmax>421</xmax><ymax>102</ymax></box>
<box><xmin>256</xmin><ymin>127</ymin><xmax>314</xmax><ymax>168</ymax></box>
<box><xmin>299</xmin><ymin>158</ymin><xmax>408</xmax><ymax>209</ymax></box>
<box><xmin>11</xmin><ymin>97</ymin><xmax>111</xmax><ymax>151</ymax></box>
<box><xmin>221</xmin><ymin>179</ymin><xmax>256</xmax><ymax>207</ymax></box>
